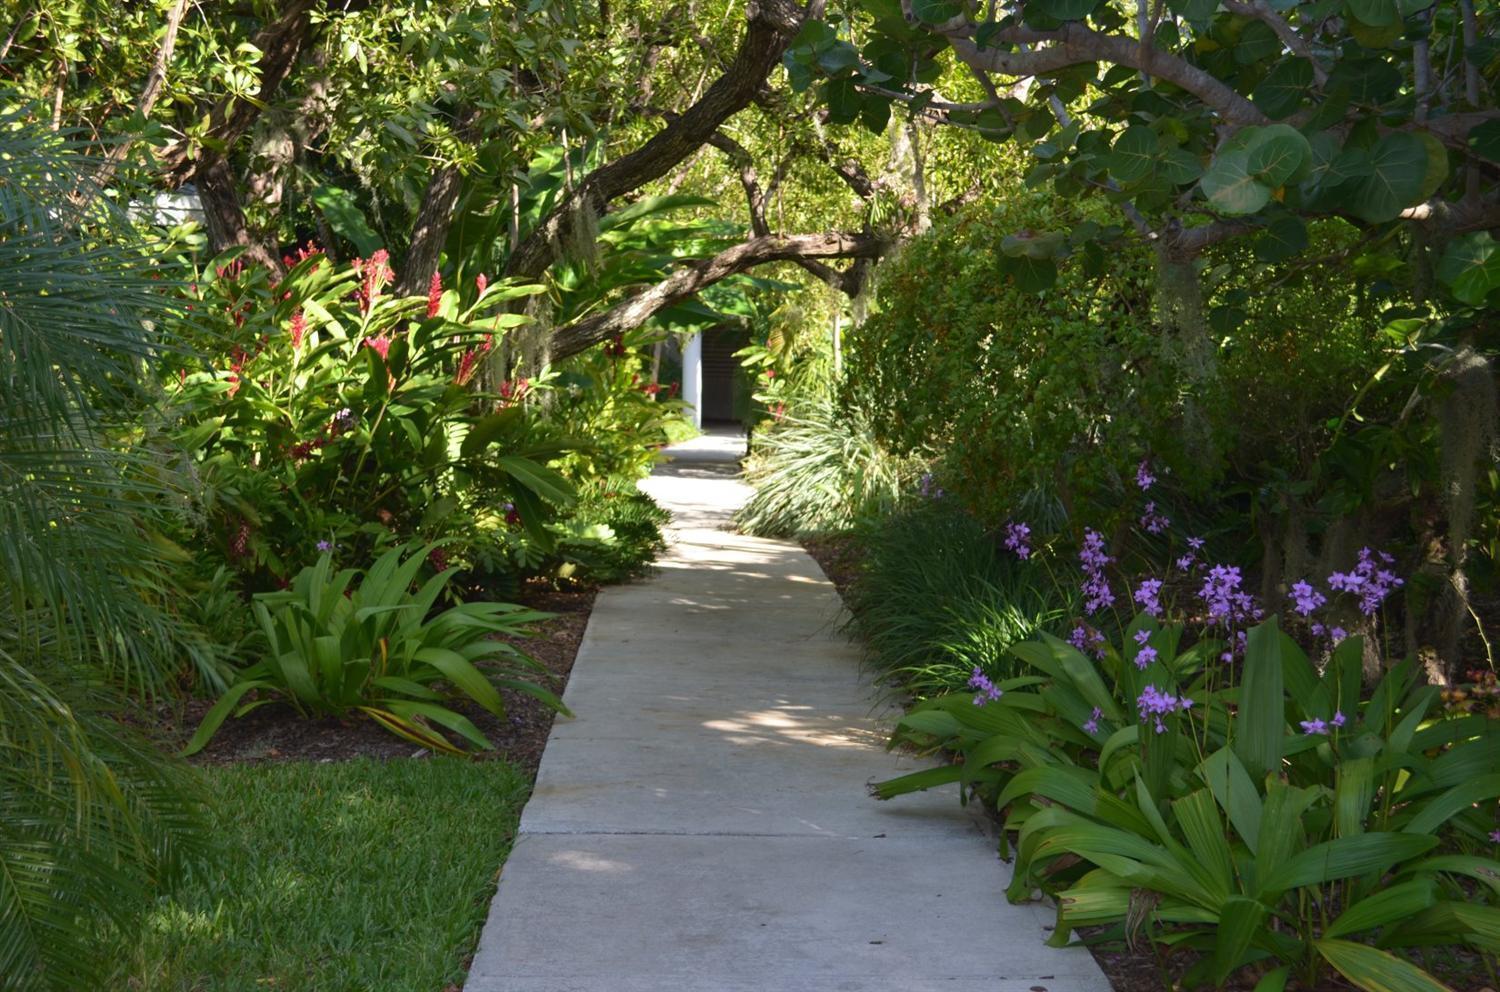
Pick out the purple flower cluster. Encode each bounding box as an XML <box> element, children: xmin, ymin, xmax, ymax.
<box><xmin>1082</xmin><ymin>706</ymin><xmax>1103</xmax><ymax>735</ymax></box>
<box><xmin>968</xmin><ymin>667</ymin><xmax>1003</xmax><ymax>706</ymax></box>
<box><xmin>918</xmin><ymin>473</ymin><xmax>946</xmax><ymax>500</ymax></box>
<box><xmin>1132</xmin><ymin>628</ymin><xmax>1158</xmax><ymax>670</ymax></box>
<box><xmin>1137</xmin><ymin>684</ymin><xmax>1192</xmax><ymax>734</ymax></box>
<box><xmin>1139</xmin><ymin>500</ymin><xmax>1171</xmax><ymax>535</ymax></box>
<box><xmin>1289</xmin><ymin>580</ymin><xmax>1327</xmax><ymax>617</ymax></box>
<box><xmin>1068</xmin><ymin>623</ymin><xmax>1107</xmax><ymax>659</ymax></box>
<box><xmin>1176</xmin><ymin>536</ymin><xmax>1205</xmax><ymax>572</ymax></box>
<box><xmin>1004</xmin><ymin>521</ymin><xmax>1032</xmax><ymax>560</ymax></box>
<box><xmin>1310</xmin><ymin>623</ymin><xmax>1349</xmax><ymax>645</ymax></box>
<box><xmin>1299</xmin><ymin>712</ymin><xmax>1346</xmax><ymax>735</ymax></box>
<box><xmin>316</xmin><ymin>539</ymin><xmax>334</xmax><ymax>553</ymax></box>
<box><xmin>1079</xmin><ymin>529</ymin><xmax>1116</xmax><ymax>615</ymax></box>
<box><xmin>1199</xmin><ymin>565</ymin><xmax>1263</xmax><ymax>625</ymax></box>
<box><xmin>1134</xmin><ymin>578</ymin><xmax>1163</xmax><ymax>618</ymax></box>
<box><xmin>1136</xmin><ymin>460</ymin><xmax>1156</xmax><ymax>491</ymax></box>
<box><xmin>1328</xmin><ymin>548</ymin><xmax>1403</xmax><ymax>616</ymax></box>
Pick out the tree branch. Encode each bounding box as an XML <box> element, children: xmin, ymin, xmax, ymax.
<box><xmin>504</xmin><ymin>0</ymin><xmax>817</xmax><ymax>281</ymax></box>
<box><xmin>547</xmin><ymin>231</ymin><xmax>885</xmax><ymax>360</ymax></box>
<box><xmin>160</xmin><ymin>0</ymin><xmax>322</xmax><ymax>186</ymax></box>
<box><xmin>901</xmin><ymin>3</ymin><xmax>1268</xmax><ymax>127</ymax></box>
<box><xmin>1221</xmin><ymin>0</ymin><xmax>1328</xmax><ymax>85</ymax></box>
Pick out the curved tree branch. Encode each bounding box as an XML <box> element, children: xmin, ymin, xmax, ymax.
<box><xmin>548</xmin><ymin>231</ymin><xmax>886</xmax><ymax>360</ymax></box>
<box><xmin>505</xmin><ymin>0</ymin><xmax>818</xmax><ymax>281</ymax></box>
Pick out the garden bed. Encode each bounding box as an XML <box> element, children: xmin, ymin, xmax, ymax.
<box><xmin>156</xmin><ymin>582</ymin><xmax>596</xmax><ymax>777</ymax></box>
<box><xmin>802</xmin><ymin>533</ymin><xmax>1497</xmax><ymax>992</ymax></box>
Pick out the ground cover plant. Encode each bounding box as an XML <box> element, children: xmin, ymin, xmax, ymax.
<box><xmin>110</xmin><ymin>757</ymin><xmax>530</xmax><ymax>992</ymax></box>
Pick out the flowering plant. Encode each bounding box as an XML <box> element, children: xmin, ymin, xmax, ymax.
<box><xmin>165</xmin><ymin>247</ymin><xmax>573</xmax><ymax>582</ymax></box>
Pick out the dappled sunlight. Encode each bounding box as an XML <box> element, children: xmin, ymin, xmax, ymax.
<box><xmin>701</xmin><ymin>705</ymin><xmax>888</xmax><ymax>750</ymax></box>
<box><xmin>545</xmin><ymin>849</ymin><xmax>636</xmax><ymax>874</ymax></box>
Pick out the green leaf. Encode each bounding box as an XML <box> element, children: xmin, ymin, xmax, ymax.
<box><xmin>1200</xmin><ymin>150</ymin><xmax>1272</xmax><ymax>215</ymax></box>
<box><xmin>1436</xmin><ymin>232</ymin><xmax>1500</xmax><ymax>306</ymax></box>
<box><xmin>1036</xmin><ymin>0</ymin><xmax>1100</xmax><ymax>20</ymax></box>
<box><xmin>1235</xmin><ymin>619</ymin><xmax>1286</xmax><ymax>779</ymax></box>
<box><xmin>1325</xmin><ymin>878</ymin><xmax>1436</xmax><ymax>938</ymax></box>
<box><xmin>1353</xmin><ymin>132</ymin><xmax>1429</xmax><ymax>223</ymax></box>
<box><xmin>1315</xmin><ymin>938</ymin><xmax>1455</xmax><ymax>992</ymax></box>
<box><xmin>1468</xmin><ymin>119</ymin><xmax>1500</xmax><ymax>164</ymax></box>
<box><xmin>1259</xmin><ymin>833</ymin><xmax>1438</xmax><ymax>896</ymax></box>
<box><xmin>497</xmin><ymin>454</ymin><xmax>578</xmax><ymax>506</ymax></box>
<box><xmin>1005</xmin><ymin>255</ymin><xmax>1058</xmax><ymax>293</ymax></box>
<box><xmin>1199</xmin><ymin>746</ymin><xmax>1263</xmax><ymax>853</ymax></box>
<box><xmin>1158</xmin><ymin>146</ymin><xmax>1204</xmax><ymax>184</ymax></box>
<box><xmin>1108</xmin><ymin>126</ymin><xmax>1159</xmax><ymax>183</ymax></box>
<box><xmin>823</xmin><ymin>78</ymin><xmax>862</xmax><ymax>125</ymax></box>
<box><xmin>1345</xmin><ymin>0</ymin><xmax>1399</xmax><ymax>26</ymax></box>
<box><xmin>1247</xmin><ymin>127</ymin><xmax>1312</xmax><ymax>187</ymax></box>
<box><xmin>1254</xmin><ymin>215</ymin><xmax>1309</xmax><ymax>262</ymax></box>
<box><xmin>182</xmin><ymin>679</ymin><xmax>267</xmax><ymax>755</ymax></box>
<box><xmin>1167</xmin><ymin>0</ymin><xmax>1217</xmax><ymax>22</ymax></box>
<box><xmin>871</xmin><ymin>765</ymin><xmax>965</xmax><ymax>800</ymax></box>
<box><xmin>311</xmin><ymin>185</ymin><xmax>383</xmax><ymax>257</ymax></box>
<box><xmin>1253</xmin><ymin>59</ymin><xmax>1315</xmax><ymax>119</ymax></box>
<box><xmin>1212</xmin><ymin>897</ymin><xmax>1269</xmax><ymax>983</ymax></box>
<box><xmin>910</xmin><ymin>0</ymin><xmax>962</xmax><ymax>21</ymax></box>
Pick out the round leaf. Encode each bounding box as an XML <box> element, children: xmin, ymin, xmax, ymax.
<box><xmin>1253</xmin><ymin>58</ymin><xmax>1315</xmax><ymax>119</ymax></box>
<box><xmin>1254</xmin><ymin>216</ymin><xmax>1309</xmax><ymax>262</ymax></box>
<box><xmin>911</xmin><ymin>0</ymin><xmax>963</xmax><ymax>22</ymax></box>
<box><xmin>1108</xmin><ymin>126</ymin><xmax>1159</xmax><ymax>183</ymax></box>
<box><xmin>1200</xmin><ymin>150</ymin><xmax>1273</xmax><ymax>215</ymax></box>
<box><xmin>1353</xmin><ymin>132</ymin><xmax>1428</xmax><ymax>222</ymax></box>
<box><xmin>1246</xmin><ymin>129</ymin><xmax>1312</xmax><ymax>187</ymax></box>
<box><xmin>1436</xmin><ymin>232</ymin><xmax>1500</xmax><ymax>306</ymax></box>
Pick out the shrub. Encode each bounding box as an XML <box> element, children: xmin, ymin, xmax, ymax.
<box><xmin>844</xmin><ymin>498</ymin><xmax>1066</xmax><ymax>698</ymax></box>
<box><xmin>186</xmin><ymin>545</ymin><xmax>565</xmax><ymax>755</ymax></box>
<box><xmin>737</xmin><ymin>398</ymin><xmax>914</xmax><ymax>538</ymax></box>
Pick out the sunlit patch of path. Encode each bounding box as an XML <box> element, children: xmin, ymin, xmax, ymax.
<box><xmin>464</xmin><ymin>429</ymin><xmax>1111</xmax><ymax>992</ymax></box>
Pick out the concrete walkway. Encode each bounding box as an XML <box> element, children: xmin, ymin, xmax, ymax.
<box><xmin>465</xmin><ymin>442</ymin><xmax>1111</xmax><ymax>992</ymax></box>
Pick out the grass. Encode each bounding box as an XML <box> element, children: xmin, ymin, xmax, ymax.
<box><xmin>846</xmin><ymin>499</ymin><xmax>1068</xmax><ymax>698</ymax></box>
<box><xmin>112</xmin><ymin>756</ymin><xmax>530</xmax><ymax>992</ymax></box>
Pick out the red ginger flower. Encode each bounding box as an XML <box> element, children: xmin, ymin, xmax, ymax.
<box><xmin>475</xmin><ymin>272</ymin><xmax>488</xmax><ymax>297</ymax></box>
<box><xmin>353</xmin><ymin>249</ymin><xmax>394</xmax><ymax>315</ymax></box>
<box><xmin>364</xmin><ymin>335</ymin><xmax>393</xmax><ymax>360</ymax></box>
<box><xmin>289</xmin><ymin>309</ymin><xmax>306</xmax><ymax>349</ymax></box>
<box><xmin>426</xmin><ymin>271</ymin><xmax>443</xmax><ymax>318</ymax></box>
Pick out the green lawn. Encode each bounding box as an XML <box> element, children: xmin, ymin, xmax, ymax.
<box><xmin>114</xmin><ymin>757</ymin><xmax>529</xmax><ymax>992</ymax></box>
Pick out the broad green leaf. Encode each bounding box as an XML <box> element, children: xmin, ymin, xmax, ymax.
<box><xmin>823</xmin><ymin>78</ymin><xmax>862</xmax><ymax>125</ymax></box>
<box><xmin>1005</xmin><ymin>255</ymin><xmax>1058</xmax><ymax>292</ymax></box>
<box><xmin>182</xmin><ymin>679</ymin><xmax>267</xmax><ymax>755</ymax></box>
<box><xmin>1399</xmin><ymin>855</ymin><xmax>1500</xmax><ymax>896</ymax></box>
<box><xmin>1334</xmin><ymin>756</ymin><xmax>1375</xmax><ymax>836</ymax></box>
<box><xmin>871</xmin><ymin>765</ymin><xmax>965</xmax><ymax>800</ymax></box>
<box><xmin>1259</xmin><ymin>833</ymin><xmax>1437</xmax><ymax>896</ymax></box>
<box><xmin>1247</xmin><ymin>127</ymin><xmax>1312</xmax><ymax>187</ymax></box>
<box><xmin>1108</xmin><ymin>126</ymin><xmax>1159</xmax><ymax>183</ymax></box>
<box><xmin>1400</xmin><ymin>774</ymin><xmax>1500</xmax><ymax>835</ymax></box>
<box><xmin>311</xmin><ymin>184</ymin><xmax>382</xmax><ymax>257</ymax></box>
<box><xmin>1345</xmin><ymin>0</ymin><xmax>1399</xmax><ymax>27</ymax></box>
<box><xmin>1158</xmin><ymin>146</ymin><xmax>1204</xmax><ymax>184</ymax></box>
<box><xmin>1036</xmin><ymin>0</ymin><xmax>1100</xmax><ymax>18</ymax></box>
<box><xmin>1253</xmin><ymin>59</ymin><xmax>1314</xmax><ymax>119</ymax></box>
<box><xmin>1199</xmin><ymin>746</ymin><xmax>1263</xmax><ymax>852</ymax></box>
<box><xmin>1212</xmin><ymin>897</ymin><xmax>1269</xmax><ymax>983</ymax></box>
<box><xmin>1325</xmin><ymin>878</ymin><xmax>1436</xmax><ymax>938</ymax></box>
<box><xmin>1315</xmin><ymin>938</ymin><xmax>1455</xmax><ymax>992</ymax></box>
<box><xmin>1436</xmin><ymin>232</ymin><xmax>1500</xmax><ymax>306</ymax></box>
<box><xmin>1468</xmin><ymin>119</ymin><xmax>1500</xmax><ymax>164</ymax></box>
<box><xmin>910</xmin><ymin>0</ymin><xmax>962</xmax><ymax>21</ymax></box>
<box><xmin>497</xmin><ymin>454</ymin><xmax>578</xmax><ymax>506</ymax></box>
<box><xmin>1235</xmin><ymin>619</ymin><xmax>1286</xmax><ymax>779</ymax></box>
<box><xmin>1354</xmin><ymin>132</ymin><xmax>1429</xmax><ymax>223</ymax></box>
<box><xmin>1254</xmin><ymin>215</ymin><xmax>1308</xmax><ymax>262</ymax></box>
<box><xmin>1200</xmin><ymin>150</ymin><xmax>1272</xmax><ymax>215</ymax></box>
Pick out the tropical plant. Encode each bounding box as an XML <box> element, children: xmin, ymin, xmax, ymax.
<box><xmin>0</xmin><ymin>115</ymin><xmax>207</xmax><ymax>990</ymax></box>
<box><xmin>162</xmin><ymin>247</ymin><xmax>580</xmax><ymax>585</ymax></box>
<box><xmin>737</xmin><ymin>397</ymin><xmax>916</xmax><ymax>538</ymax></box>
<box><xmin>842</xmin><ymin>498</ymin><xmax>1066</xmax><ymax>697</ymax></box>
<box><xmin>185</xmin><ymin>545</ymin><xmax>567</xmax><ymax>756</ymax></box>
<box><xmin>880</xmin><ymin>610</ymin><xmax>1500</xmax><ymax>991</ymax></box>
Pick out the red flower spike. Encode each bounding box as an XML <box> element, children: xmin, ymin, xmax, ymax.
<box><xmin>426</xmin><ymin>270</ymin><xmax>443</xmax><ymax>318</ymax></box>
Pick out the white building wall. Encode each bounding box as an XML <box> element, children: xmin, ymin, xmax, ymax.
<box><xmin>682</xmin><ymin>332</ymin><xmax>703</xmax><ymax>428</ymax></box>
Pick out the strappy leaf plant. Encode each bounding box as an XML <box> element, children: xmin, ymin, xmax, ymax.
<box><xmin>186</xmin><ymin>544</ymin><xmax>569</xmax><ymax>756</ymax></box>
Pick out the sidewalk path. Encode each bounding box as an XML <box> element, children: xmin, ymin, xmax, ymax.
<box><xmin>465</xmin><ymin>438</ymin><xmax>1111</xmax><ymax>992</ymax></box>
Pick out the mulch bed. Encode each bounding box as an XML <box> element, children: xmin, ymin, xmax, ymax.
<box><xmin>151</xmin><ymin>582</ymin><xmax>597</xmax><ymax>780</ymax></box>
<box><xmin>799</xmin><ymin>533</ymin><xmax>1496</xmax><ymax>992</ymax></box>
